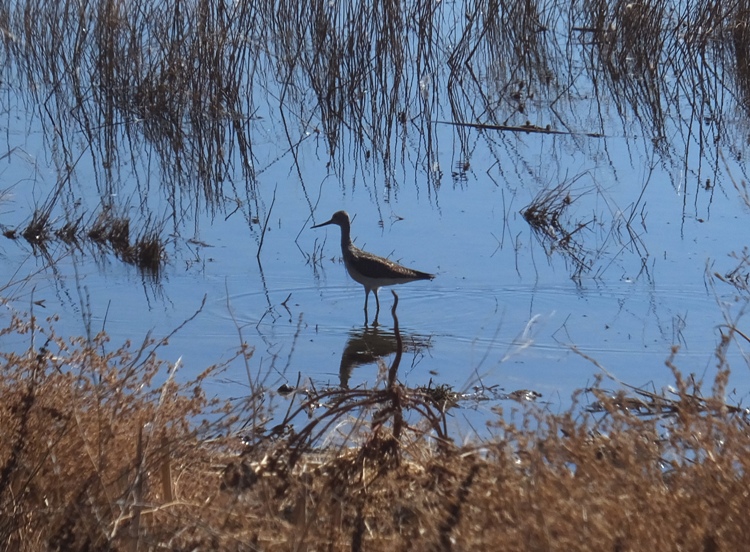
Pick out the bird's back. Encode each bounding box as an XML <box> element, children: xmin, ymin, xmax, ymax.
<box><xmin>344</xmin><ymin>243</ymin><xmax>434</xmax><ymax>288</ymax></box>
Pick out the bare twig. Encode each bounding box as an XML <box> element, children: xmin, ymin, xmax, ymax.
<box><xmin>257</xmin><ymin>186</ymin><xmax>277</xmax><ymax>261</ymax></box>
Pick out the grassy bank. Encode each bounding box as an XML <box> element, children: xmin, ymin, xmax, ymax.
<box><xmin>0</xmin><ymin>312</ymin><xmax>747</xmax><ymax>551</ymax></box>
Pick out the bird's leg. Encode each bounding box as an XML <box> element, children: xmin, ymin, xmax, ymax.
<box><xmin>364</xmin><ymin>289</ymin><xmax>370</xmax><ymax>326</ymax></box>
<box><xmin>372</xmin><ymin>289</ymin><xmax>381</xmax><ymax>327</ymax></box>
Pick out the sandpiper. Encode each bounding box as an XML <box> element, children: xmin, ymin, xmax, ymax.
<box><xmin>312</xmin><ymin>210</ymin><xmax>435</xmax><ymax>325</ymax></box>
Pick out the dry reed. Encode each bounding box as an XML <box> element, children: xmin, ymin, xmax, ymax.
<box><xmin>0</xmin><ymin>307</ymin><xmax>748</xmax><ymax>550</ymax></box>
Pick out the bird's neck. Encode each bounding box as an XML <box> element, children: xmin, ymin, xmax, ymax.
<box><xmin>340</xmin><ymin>223</ymin><xmax>353</xmax><ymax>249</ymax></box>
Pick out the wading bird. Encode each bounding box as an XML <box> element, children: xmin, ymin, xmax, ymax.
<box><xmin>312</xmin><ymin>210</ymin><xmax>435</xmax><ymax>326</ymax></box>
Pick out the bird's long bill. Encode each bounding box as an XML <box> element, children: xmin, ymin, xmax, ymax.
<box><xmin>311</xmin><ymin>218</ymin><xmax>335</xmax><ymax>229</ymax></box>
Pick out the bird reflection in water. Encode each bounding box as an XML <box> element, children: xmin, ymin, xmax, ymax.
<box><xmin>339</xmin><ymin>326</ymin><xmax>432</xmax><ymax>388</ymax></box>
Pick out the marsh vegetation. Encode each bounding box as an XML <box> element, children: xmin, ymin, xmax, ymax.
<box><xmin>2</xmin><ymin>0</ymin><xmax>748</xmax><ymax>242</ymax></box>
<box><xmin>1</xmin><ymin>309</ymin><xmax>750</xmax><ymax>550</ymax></box>
<box><xmin>3</xmin><ymin>0</ymin><xmax>750</xmax><ymax>548</ymax></box>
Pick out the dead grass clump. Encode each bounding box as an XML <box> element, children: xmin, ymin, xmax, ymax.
<box><xmin>87</xmin><ymin>208</ymin><xmax>130</xmax><ymax>251</ymax></box>
<box><xmin>132</xmin><ymin>228</ymin><xmax>165</xmax><ymax>277</ymax></box>
<box><xmin>86</xmin><ymin>209</ymin><xmax>112</xmax><ymax>245</ymax></box>
<box><xmin>54</xmin><ymin>215</ymin><xmax>84</xmax><ymax>245</ymax></box>
<box><xmin>522</xmin><ymin>179</ymin><xmax>592</xmax><ymax>278</ymax></box>
<box><xmin>108</xmin><ymin>217</ymin><xmax>130</xmax><ymax>253</ymax></box>
<box><xmin>20</xmin><ymin>208</ymin><xmax>53</xmax><ymax>247</ymax></box>
<box><xmin>4</xmin><ymin>202</ymin><xmax>169</xmax><ymax>278</ymax></box>
<box><xmin>217</xmin><ymin>373</ymin><xmax>750</xmax><ymax>550</ymax></box>
<box><xmin>0</xmin><ymin>314</ymin><xmax>246</xmax><ymax>551</ymax></box>
<box><xmin>117</xmin><ymin>217</ymin><xmax>167</xmax><ymax>277</ymax></box>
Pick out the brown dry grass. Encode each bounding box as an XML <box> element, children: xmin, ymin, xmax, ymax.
<box><xmin>1</xmin><ymin>312</ymin><xmax>749</xmax><ymax>550</ymax></box>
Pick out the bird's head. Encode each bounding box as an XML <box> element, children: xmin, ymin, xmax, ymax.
<box><xmin>311</xmin><ymin>210</ymin><xmax>350</xmax><ymax>229</ymax></box>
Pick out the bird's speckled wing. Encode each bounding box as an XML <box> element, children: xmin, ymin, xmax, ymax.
<box><xmin>348</xmin><ymin>246</ymin><xmax>434</xmax><ymax>281</ymax></box>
